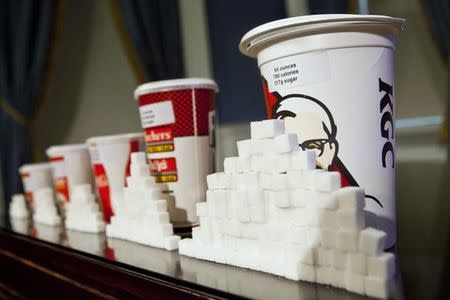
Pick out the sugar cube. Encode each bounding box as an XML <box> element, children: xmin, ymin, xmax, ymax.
<box><xmin>224</xmin><ymin>157</ymin><xmax>252</xmax><ymax>174</ymax></box>
<box><xmin>315</xmin><ymin>192</ymin><xmax>338</xmax><ymax>210</ymax></box>
<box><xmin>316</xmin><ymin>266</ymin><xmax>332</xmax><ymax>285</ymax></box>
<box><xmin>233</xmin><ymin>172</ymin><xmax>259</xmax><ymax>189</ymax></box>
<box><xmin>131</xmin><ymin>152</ymin><xmax>146</xmax><ymax>165</ymax></box>
<box><xmin>249</xmin><ymin>139</ymin><xmax>271</xmax><ymax>156</ymax></box>
<box><xmin>359</xmin><ymin>228</ymin><xmax>386</xmax><ymax>256</ymax></box>
<box><xmin>303</xmin><ymin>169</ymin><xmax>324</xmax><ymax>190</ymax></box>
<box><xmin>266</xmin><ymin>153</ymin><xmax>292</xmax><ymax>173</ymax></box>
<box><xmin>317</xmin><ymin>209</ymin><xmax>337</xmax><ymax>229</ymax></box>
<box><xmin>346</xmin><ymin>252</ymin><xmax>367</xmax><ymax>275</ymax></box>
<box><xmin>345</xmin><ymin>272</ymin><xmax>365</xmax><ymax>294</ymax></box>
<box><xmin>250</xmin><ymin>119</ymin><xmax>284</xmax><ymax>139</ymax></box>
<box><xmin>314</xmin><ymin>171</ymin><xmax>341</xmax><ymax>192</ymax></box>
<box><xmin>290</xmin><ymin>189</ymin><xmax>311</xmax><ymax>208</ymax></box>
<box><xmin>320</xmin><ymin>228</ymin><xmax>337</xmax><ymax>249</ymax></box>
<box><xmin>337</xmin><ymin>187</ymin><xmax>365</xmax><ymax>211</ymax></box>
<box><xmin>337</xmin><ymin>209</ymin><xmax>365</xmax><ymax>230</ymax></box>
<box><xmin>336</xmin><ymin>230</ymin><xmax>359</xmax><ymax>251</ymax></box>
<box><xmin>207</xmin><ymin>172</ymin><xmax>231</xmax><ymax>190</ymax></box>
<box><xmin>164</xmin><ymin>235</ymin><xmax>180</xmax><ymax>250</ymax></box>
<box><xmin>367</xmin><ymin>252</ymin><xmax>395</xmax><ymax>278</ymax></box>
<box><xmin>332</xmin><ymin>249</ymin><xmax>347</xmax><ymax>270</ymax></box>
<box><xmin>365</xmin><ymin>276</ymin><xmax>390</xmax><ymax>299</ymax></box>
<box><xmin>196</xmin><ymin>202</ymin><xmax>208</xmax><ymax>217</ymax></box>
<box><xmin>296</xmin><ymin>264</ymin><xmax>316</xmax><ymax>282</ymax></box>
<box><xmin>286</xmin><ymin>170</ymin><xmax>304</xmax><ymax>189</ymax></box>
<box><xmin>287</xmin><ymin>226</ymin><xmax>308</xmax><ymax>244</ymax></box>
<box><xmin>131</xmin><ymin>163</ymin><xmax>149</xmax><ymax>177</ymax></box>
<box><xmin>237</xmin><ymin>139</ymin><xmax>252</xmax><ymax>157</ymax></box>
<box><xmin>316</xmin><ymin>247</ymin><xmax>332</xmax><ymax>266</ymax></box>
<box><xmin>331</xmin><ymin>268</ymin><xmax>345</xmax><ymax>288</ymax></box>
<box><xmin>291</xmin><ymin>150</ymin><xmax>316</xmax><ymax>170</ymax></box>
<box><xmin>266</xmin><ymin>190</ymin><xmax>290</xmax><ymax>208</ymax></box>
<box><xmin>273</xmin><ymin>134</ymin><xmax>299</xmax><ymax>153</ymax></box>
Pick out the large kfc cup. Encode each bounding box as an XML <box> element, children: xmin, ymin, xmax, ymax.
<box><xmin>134</xmin><ymin>78</ymin><xmax>218</xmax><ymax>225</ymax></box>
<box><xmin>46</xmin><ymin>144</ymin><xmax>92</xmax><ymax>205</ymax></box>
<box><xmin>19</xmin><ymin>162</ymin><xmax>53</xmax><ymax>205</ymax></box>
<box><xmin>86</xmin><ymin>133</ymin><xmax>145</xmax><ymax>222</ymax></box>
<box><xmin>240</xmin><ymin>15</ymin><xmax>405</xmax><ymax>248</ymax></box>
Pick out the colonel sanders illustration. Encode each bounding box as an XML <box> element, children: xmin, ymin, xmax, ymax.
<box><xmin>263</xmin><ymin>80</ymin><xmax>382</xmax><ymax>207</ymax></box>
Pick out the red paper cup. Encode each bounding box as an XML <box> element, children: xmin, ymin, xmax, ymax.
<box><xmin>134</xmin><ymin>78</ymin><xmax>218</xmax><ymax>225</ymax></box>
<box><xmin>86</xmin><ymin>133</ymin><xmax>145</xmax><ymax>222</ymax></box>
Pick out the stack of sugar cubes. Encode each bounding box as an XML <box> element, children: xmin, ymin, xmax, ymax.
<box><xmin>106</xmin><ymin>152</ymin><xmax>180</xmax><ymax>251</ymax></box>
<box><xmin>9</xmin><ymin>194</ymin><xmax>29</xmax><ymax>219</ymax></box>
<box><xmin>65</xmin><ymin>184</ymin><xmax>105</xmax><ymax>233</ymax></box>
<box><xmin>179</xmin><ymin>119</ymin><xmax>396</xmax><ymax>299</ymax></box>
<box><xmin>33</xmin><ymin>187</ymin><xmax>61</xmax><ymax>226</ymax></box>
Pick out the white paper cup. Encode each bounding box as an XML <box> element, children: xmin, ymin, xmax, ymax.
<box><xmin>19</xmin><ymin>162</ymin><xmax>53</xmax><ymax>205</ymax></box>
<box><xmin>46</xmin><ymin>144</ymin><xmax>92</xmax><ymax>205</ymax></box>
<box><xmin>86</xmin><ymin>133</ymin><xmax>145</xmax><ymax>222</ymax></box>
<box><xmin>134</xmin><ymin>78</ymin><xmax>218</xmax><ymax>225</ymax></box>
<box><xmin>240</xmin><ymin>14</ymin><xmax>405</xmax><ymax>248</ymax></box>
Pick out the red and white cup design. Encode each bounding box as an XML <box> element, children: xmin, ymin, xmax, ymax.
<box><xmin>240</xmin><ymin>15</ymin><xmax>405</xmax><ymax>248</ymax></box>
<box><xmin>46</xmin><ymin>144</ymin><xmax>92</xmax><ymax>205</ymax></box>
<box><xmin>134</xmin><ymin>78</ymin><xmax>218</xmax><ymax>224</ymax></box>
<box><xmin>86</xmin><ymin>133</ymin><xmax>145</xmax><ymax>222</ymax></box>
<box><xmin>19</xmin><ymin>162</ymin><xmax>53</xmax><ymax>205</ymax></box>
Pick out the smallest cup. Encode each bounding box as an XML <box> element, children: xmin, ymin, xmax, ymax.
<box><xmin>19</xmin><ymin>162</ymin><xmax>53</xmax><ymax>206</ymax></box>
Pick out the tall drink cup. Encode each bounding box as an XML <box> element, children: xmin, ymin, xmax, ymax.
<box><xmin>240</xmin><ymin>15</ymin><xmax>405</xmax><ymax>248</ymax></box>
<box><xmin>134</xmin><ymin>78</ymin><xmax>218</xmax><ymax>225</ymax></box>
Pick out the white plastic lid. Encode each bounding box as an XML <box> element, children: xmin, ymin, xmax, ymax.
<box><xmin>19</xmin><ymin>162</ymin><xmax>52</xmax><ymax>173</ymax></box>
<box><xmin>46</xmin><ymin>144</ymin><xmax>88</xmax><ymax>157</ymax></box>
<box><xmin>239</xmin><ymin>14</ymin><xmax>405</xmax><ymax>57</ymax></box>
<box><xmin>86</xmin><ymin>132</ymin><xmax>144</xmax><ymax>146</ymax></box>
<box><xmin>134</xmin><ymin>78</ymin><xmax>219</xmax><ymax>99</ymax></box>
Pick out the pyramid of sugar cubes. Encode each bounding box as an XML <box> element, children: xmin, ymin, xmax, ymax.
<box><xmin>65</xmin><ymin>184</ymin><xmax>105</xmax><ymax>233</ymax></box>
<box><xmin>179</xmin><ymin>119</ymin><xmax>396</xmax><ymax>299</ymax></box>
<box><xmin>33</xmin><ymin>187</ymin><xmax>61</xmax><ymax>226</ymax></box>
<box><xmin>9</xmin><ymin>194</ymin><xmax>29</xmax><ymax>219</ymax></box>
<box><xmin>106</xmin><ymin>152</ymin><xmax>180</xmax><ymax>250</ymax></box>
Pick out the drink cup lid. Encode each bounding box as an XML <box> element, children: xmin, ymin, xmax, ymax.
<box><xmin>46</xmin><ymin>144</ymin><xmax>88</xmax><ymax>157</ymax></box>
<box><xmin>86</xmin><ymin>132</ymin><xmax>144</xmax><ymax>146</ymax></box>
<box><xmin>239</xmin><ymin>14</ymin><xmax>406</xmax><ymax>58</ymax></box>
<box><xmin>134</xmin><ymin>78</ymin><xmax>219</xmax><ymax>99</ymax></box>
<box><xmin>19</xmin><ymin>162</ymin><xmax>52</xmax><ymax>173</ymax></box>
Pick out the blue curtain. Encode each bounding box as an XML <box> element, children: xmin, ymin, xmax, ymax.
<box><xmin>116</xmin><ymin>0</ymin><xmax>184</xmax><ymax>80</ymax></box>
<box><xmin>308</xmin><ymin>0</ymin><xmax>348</xmax><ymax>14</ymax></box>
<box><xmin>0</xmin><ymin>0</ymin><xmax>57</xmax><ymax>207</ymax></box>
<box><xmin>207</xmin><ymin>0</ymin><xmax>286</xmax><ymax>124</ymax></box>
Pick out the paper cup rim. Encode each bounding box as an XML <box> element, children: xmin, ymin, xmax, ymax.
<box><xmin>86</xmin><ymin>132</ymin><xmax>144</xmax><ymax>145</ymax></box>
<box><xmin>19</xmin><ymin>162</ymin><xmax>52</xmax><ymax>173</ymax></box>
<box><xmin>239</xmin><ymin>14</ymin><xmax>406</xmax><ymax>58</ymax></box>
<box><xmin>46</xmin><ymin>144</ymin><xmax>88</xmax><ymax>157</ymax></box>
<box><xmin>134</xmin><ymin>78</ymin><xmax>219</xmax><ymax>99</ymax></box>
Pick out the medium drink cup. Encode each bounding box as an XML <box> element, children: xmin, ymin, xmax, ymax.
<box><xmin>19</xmin><ymin>162</ymin><xmax>53</xmax><ymax>206</ymax></box>
<box><xmin>134</xmin><ymin>78</ymin><xmax>218</xmax><ymax>225</ymax></box>
<box><xmin>46</xmin><ymin>144</ymin><xmax>92</xmax><ymax>205</ymax></box>
<box><xmin>86</xmin><ymin>133</ymin><xmax>145</xmax><ymax>222</ymax></box>
<box><xmin>240</xmin><ymin>14</ymin><xmax>405</xmax><ymax>248</ymax></box>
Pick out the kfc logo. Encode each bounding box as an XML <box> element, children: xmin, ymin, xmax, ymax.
<box><xmin>264</xmin><ymin>79</ymin><xmax>382</xmax><ymax>207</ymax></box>
<box><xmin>379</xmin><ymin>78</ymin><xmax>394</xmax><ymax>168</ymax></box>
